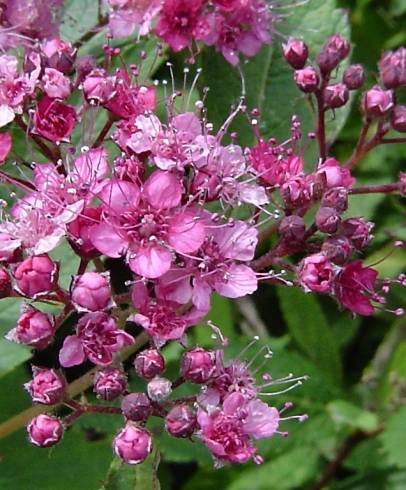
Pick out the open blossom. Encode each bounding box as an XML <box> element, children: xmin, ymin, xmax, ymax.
<box><xmin>90</xmin><ymin>170</ymin><xmax>205</xmax><ymax>279</ymax></box>
<box><xmin>334</xmin><ymin>260</ymin><xmax>378</xmax><ymax>316</ymax></box>
<box><xmin>59</xmin><ymin>312</ymin><xmax>134</xmax><ymax>367</ymax></box>
<box><xmin>197</xmin><ymin>392</ymin><xmax>279</xmax><ymax>465</ymax></box>
<box><xmin>298</xmin><ymin>254</ymin><xmax>335</xmax><ymax>293</ymax></box>
<box><xmin>316</xmin><ymin>158</ymin><xmax>355</xmax><ymax>189</ymax></box>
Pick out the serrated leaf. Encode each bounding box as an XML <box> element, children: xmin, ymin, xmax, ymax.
<box><xmin>200</xmin><ymin>0</ymin><xmax>351</xmax><ymax>150</ymax></box>
<box><xmin>277</xmin><ymin>286</ymin><xmax>342</xmax><ymax>384</ymax></box>
<box><xmin>226</xmin><ymin>446</ymin><xmax>320</xmax><ymax>490</ymax></box>
<box><xmin>380</xmin><ymin>406</ymin><xmax>406</xmax><ymax>469</ymax></box>
<box><xmin>327</xmin><ymin>400</ymin><xmax>379</xmax><ymax>432</ymax></box>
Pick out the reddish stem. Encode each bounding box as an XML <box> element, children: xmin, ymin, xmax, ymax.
<box><xmin>349</xmin><ymin>183</ymin><xmax>401</xmax><ymax>195</ymax></box>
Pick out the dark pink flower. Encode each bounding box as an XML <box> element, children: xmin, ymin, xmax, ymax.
<box><xmin>317</xmin><ymin>158</ymin><xmax>355</xmax><ymax>189</ymax></box>
<box><xmin>181</xmin><ymin>348</ymin><xmax>216</xmax><ymax>384</ymax></box>
<box><xmin>362</xmin><ymin>86</ymin><xmax>394</xmax><ymax>117</ymax></box>
<box><xmin>134</xmin><ymin>348</ymin><xmax>165</xmax><ymax>380</ymax></box>
<box><xmin>68</xmin><ymin>207</ymin><xmax>102</xmax><ymax>259</ymax></box>
<box><xmin>33</xmin><ymin>97</ymin><xmax>77</xmax><ymax>142</ymax></box>
<box><xmin>298</xmin><ymin>254</ymin><xmax>334</xmax><ymax>293</ymax></box>
<box><xmin>335</xmin><ymin>260</ymin><xmax>378</xmax><ymax>316</ymax></box>
<box><xmin>155</xmin><ymin>0</ymin><xmax>206</xmax><ymax>52</ymax></box>
<box><xmin>90</xmin><ymin>171</ymin><xmax>205</xmax><ymax>279</ymax></box>
<box><xmin>94</xmin><ymin>368</ymin><xmax>127</xmax><ymax>401</ymax></box>
<box><xmin>165</xmin><ymin>405</ymin><xmax>197</xmax><ymax>438</ymax></box>
<box><xmin>59</xmin><ymin>312</ymin><xmax>134</xmax><ymax>367</ymax></box>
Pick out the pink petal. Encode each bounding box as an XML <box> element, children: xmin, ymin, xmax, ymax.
<box><xmin>143</xmin><ymin>170</ymin><xmax>182</xmax><ymax>209</ymax></box>
<box><xmin>59</xmin><ymin>335</ymin><xmax>86</xmax><ymax>367</ymax></box>
<box><xmin>129</xmin><ymin>245</ymin><xmax>172</xmax><ymax>279</ymax></box>
<box><xmin>214</xmin><ymin>264</ymin><xmax>258</xmax><ymax>298</ymax></box>
<box><xmin>73</xmin><ymin>148</ymin><xmax>109</xmax><ymax>182</ymax></box>
<box><xmin>0</xmin><ymin>132</ymin><xmax>12</xmax><ymax>162</ymax></box>
<box><xmin>244</xmin><ymin>400</ymin><xmax>280</xmax><ymax>439</ymax></box>
<box><xmin>99</xmin><ymin>179</ymin><xmax>140</xmax><ymax>214</ymax></box>
<box><xmin>90</xmin><ymin>222</ymin><xmax>129</xmax><ymax>258</ymax></box>
<box><xmin>167</xmin><ymin>212</ymin><xmax>205</xmax><ymax>253</ymax></box>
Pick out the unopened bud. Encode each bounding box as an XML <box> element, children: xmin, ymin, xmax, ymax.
<box><xmin>121</xmin><ymin>393</ymin><xmax>152</xmax><ymax>422</ymax></box>
<box><xmin>113</xmin><ymin>424</ymin><xmax>152</xmax><ymax>465</ymax></box>
<box><xmin>7</xmin><ymin>307</ymin><xmax>55</xmax><ymax>349</ymax></box>
<box><xmin>181</xmin><ymin>348</ymin><xmax>216</xmax><ymax>384</ymax></box>
<box><xmin>94</xmin><ymin>368</ymin><xmax>127</xmax><ymax>401</ymax></box>
<box><xmin>24</xmin><ymin>367</ymin><xmax>65</xmax><ymax>405</ymax></box>
<box><xmin>165</xmin><ymin>405</ymin><xmax>197</xmax><ymax>438</ymax></box>
<box><xmin>15</xmin><ymin>255</ymin><xmax>58</xmax><ymax>298</ymax></box>
<box><xmin>27</xmin><ymin>414</ymin><xmax>64</xmax><ymax>448</ymax></box>
<box><xmin>315</xmin><ymin>207</ymin><xmax>341</xmax><ymax>234</ymax></box>
<box><xmin>362</xmin><ymin>86</ymin><xmax>394</xmax><ymax>117</ymax></box>
<box><xmin>321</xmin><ymin>187</ymin><xmax>348</xmax><ymax>212</ymax></box>
<box><xmin>282</xmin><ymin>38</ymin><xmax>309</xmax><ymax>69</ymax></box>
<box><xmin>343</xmin><ymin>64</ymin><xmax>365</xmax><ymax>90</ymax></box>
<box><xmin>134</xmin><ymin>348</ymin><xmax>165</xmax><ymax>380</ymax></box>
<box><xmin>322</xmin><ymin>236</ymin><xmax>353</xmax><ymax>265</ymax></box>
<box><xmin>278</xmin><ymin>215</ymin><xmax>306</xmax><ymax>242</ymax></box>
<box><xmin>71</xmin><ymin>272</ymin><xmax>113</xmax><ymax>312</ymax></box>
<box><xmin>317</xmin><ymin>34</ymin><xmax>350</xmax><ymax>74</ymax></box>
<box><xmin>391</xmin><ymin>106</ymin><xmax>406</xmax><ymax>133</ymax></box>
<box><xmin>147</xmin><ymin>377</ymin><xmax>172</xmax><ymax>402</ymax></box>
<box><xmin>324</xmin><ymin>83</ymin><xmax>349</xmax><ymax>109</ymax></box>
<box><xmin>342</xmin><ymin>217</ymin><xmax>373</xmax><ymax>250</ymax></box>
<box><xmin>0</xmin><ymin>267</ymin><xmax>11</xmax><ymax>298</ymax></box>
<box><xmin>294</xmin><ymin>67</ymin><xmax>319</xmax><ymax>93</ymax></box>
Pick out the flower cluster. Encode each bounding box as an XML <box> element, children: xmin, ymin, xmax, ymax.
<box><xmin>0</xmin><ymin>10</ymin><xmax>405</xmax><ymax>470</ymax></box>
<box><xmin>106</xmin><ymin>0</ymin><xmax>273</xmax><ymax>64</ymax></box>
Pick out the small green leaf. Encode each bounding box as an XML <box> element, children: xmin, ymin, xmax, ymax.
<box><xmin>380</xmin><ymin>406</ymin><xmax>406</xmax><ymax>469</ymax></box>
<box><xmin>327</xmin><ymin>400</ymin><xmax>379</xmax><ymax>432</ymax></box>
<box><xmin>0</xmin><ymin>338</ymin><xmax>31</xmax><ymax>379</ymax></box>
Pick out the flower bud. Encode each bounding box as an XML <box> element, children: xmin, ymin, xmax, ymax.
<box><xmin>324</xmin><ymin>83</ymin><xmax>349</xmax><ymax>109</ymax></box>
<box><xmin>294</xmin><ymin>67</ymin><xmax>319</xmax><ymax>93</ymax></box>
<box><xmin>6</xmin><ymin>307</ymin><xmax>55</xmax><ymax>349</ymax></box>
<box><xmin>25</xmin><ymin>367</ymin><xmax>65</xmax><ymax>405</ymax></box>
<box><xmin>147</xmin><ymin>377</ymin><xmax>172</xmax><ymax>402</ymax></box>
<box><xmin>75</xmin><ymin>55</ymin><xmax>97</xmax><ymax>82</ymax></box>
<box><xmin>315</xmin><ymin>207</ymin><xmax>340</xmax><ymax>234</ymax></box>
<box><xmin>379</xmin><ymin>48</ymin><xmax>406</xmax><ymax>89</ymax></box>
<box><xmin>94</xmin><ymin>368</ymin><xmax>127</xmax><ymax>401</ymax></box>
<box><xmin>342</xmin><ymin>218</ymin><xmax>373</xmax><ymax>250</ymax></box>
<box><xmin>181</xmin><ymin>348</ymin><xmax>216</xmax><ymax>384</ymax></box>
<box><xmin>68</xmin><ymin>207</ymin><xmax>102</xmax><ymax>259</ymax></box>
<box><xmin>282</xmin><ymin>38</ymin><xmax>309</xmax><ymax>69</ymax></box>
<box><xmin>121</xmin><ymin>393</ymin><xmax>152</xmax><ymax>422</ymax></box>
<box><xmin>134</xmin><ymin>348</ymin><xmax>165</xmax><ymax>380</ymax></box>
<box><xmin>165</xmin><ymin>405</ymin><xmax>197</xmax><ymax>438</ymax></box>
<box><xmin>317</xmin><ymin>35</ymin><xmax>350</xmax><ymax>74</ymax></box>
<box><xmin>322</xmin><ymin>236</ymin><xmax>353</xmax><ymax>265</ymax></box>
<box><xmin>343</xmin><ymin>64</ymin><xmax>365</xmax><ymax>90</ymax></box>
<box><xmin>298</xmin><ymin>254</ymin><xmax>334</xmax><ymax>293</ymax></box>
<box><xmin>27</xmin><ymin>414</ymin><xmax>64</xmax><ymax>448</ymax></box>
<box><xmin>14</xmin><ymin>255</ymin><xmax>58</xmax><ymax>298</ymax></box>
<box><xmin>321</xmin><ymin>187</ymin><xmax>348</xmax><ymax>213</ymax></box>
<box><xmin>278</xmin><ymin>215</ymin><xmax>306</xmax><ymax>242</ymax></box>
<box><xmin>83</xmin><ymin>69</ymin><xmax>113</xmax><ymax>103</ymax></box>
<box><xmin>113</xmin><ymin>424</ymin><xmax>152</xmax><ymax>465</ymax></box>
<box><xmin>391</xmin><ymin>106</ymin><xmax>406</xmax><ymax>133</ymax></box>
<box><xmin>281</xmin><ymin>176</ymin><xmax>313</xmax><ymax>209</ymax></box>
<box><xmin>0</xmin><ymin>267</ymin><xmax>11</xmax><ymax>298</ymax></box>
<box><xmin>362</xmin><ymin>86</ymin><xmax>394</xmax><ymax>117</ymax></box>
<box><xmin>41</xmin><ymin>39</ymin><xmax>76</xmax><ymax>75</ymax></box>
<box><xmin>71</xmin><ymin>272</ymin><xmax>113</xmax><ymax>312</ymax></box>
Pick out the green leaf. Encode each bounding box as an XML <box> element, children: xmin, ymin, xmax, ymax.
<box><xmin>380</xmin><ymin>406</ymin><xmax>406</xmax><ymax>469</ymax></box>
<box><xmin>194</xmin><ymin>294</ymin><xmax>235</xmax><ymax>346</ymax></box>
<box><xmin>50</xmin><ymin>241</ymin><xmax>81</xmax><ymax>290</ymax></box>
<box><xmin>100</xmin><ymin>449</ymin><xmax>161</xmax><ymax>490</ymax></box>
<box><xmin>225</xmin><ymin>446</ymin><xmax>320</xmax><ymax>490</ymax></box>
<box><xmin>200</xmin><ymin>0</ymin><xmax>351</xmax><ymax>150</ymax></box>
<box><xmin>0</xmin><ymin>338</ymin><xmax>31</xmax><ymax>379</ymax></box>
<box><xmin>277</xmin><ymin>286</ymin><xmax>342</xmax><ymax>384</ymax></box>
<box><xmin>0</xmin><ymin>427</ymin><xmax>112</xmax><ymax>490</ymax></box>
<box><xmin>327</xmin><ymin>400</ymin><xmax>379</xmax><ymax>432</ymax></box>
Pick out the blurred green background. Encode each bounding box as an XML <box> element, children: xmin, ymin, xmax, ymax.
<box><xmin>1</xmin><ymin>0</ymin><xmax>406</xmax><ymax>489</ymax></box>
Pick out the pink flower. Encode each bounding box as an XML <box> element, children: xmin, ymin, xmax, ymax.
<box><xmin>298</xmin><ymin>254</ymin><xmax>334</xmax><ymax>293</ymax></box>
<box><xmin>14</xmin><ymin>254</ymin><xmax>58</xmax><ymax>298</ymax></box>
<box><xmin>250</xmin><ymin>140</ymin><xmax>303</xmax><ymax>186</ymax></box>
<box><xmin>27</xmin><ymin>414</ymin><xmax>64</xmax><ymax>448</ymax></box>
<box><xmin>335</xmin><ymin>260</ymin><xmax>378</xmax><ymax>316</ymax></box>
<box><xmin>105</xmin><ymin>69</ymin><xmax>156</xmax><ymax>119</ymax></box>
<box><xmin>113</xmin><ymin>424</ymin><xmax>152</xmax><ymax>465</ymax></box>
<box><xmin>90</xmin><ymin>171</ymin><xmax>205</xmax><ymax>279</ymax></box>
<box><xmin>33</xmin><ymin>97</ymin><xmax>77</xmax><ymax>142</ymax></box>
<box><xmin>155</xmin><ymin>0</ymin><xmax>207</xmax><ymax>52</ymax></box>
<box><xmin>317</xmin><ymin>158</ymin><xmax>355</xmax><ymax>189</ymax></box>
<box><xmin>24</xmin><ymin>367</ymin><xmax>65</xmax><ymax>405</ymax></box>
<box><xmin>59</xmin><ymin>312</ymin><xmax>134</xmax><ymax>367</ymax></box>
<box><xmin>41</xmin><ymin>39</ymin><xmax>76</xmax><ymax>75</ymax></box>
<box><xmin>68</xmin><ymin>207</ymin><xmax>102</xmax><ymax>259</ymax></box>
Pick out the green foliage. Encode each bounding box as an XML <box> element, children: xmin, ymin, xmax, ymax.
<box><xmin>380</xmin><ymin>406</ymin><xmax>406</xmax><ymax>470</ymax></box>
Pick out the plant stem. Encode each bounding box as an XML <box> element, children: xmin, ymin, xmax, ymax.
<box><xmin>349</xmin><ymin>183</ymin><xmax>400</xmax><ymax>195</ymax></box>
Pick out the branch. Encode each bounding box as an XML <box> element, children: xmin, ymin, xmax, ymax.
<box><xmin>349</xmin><ymin>183</ymin><xmax>401</xmax><ymax>195</ymax></box>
